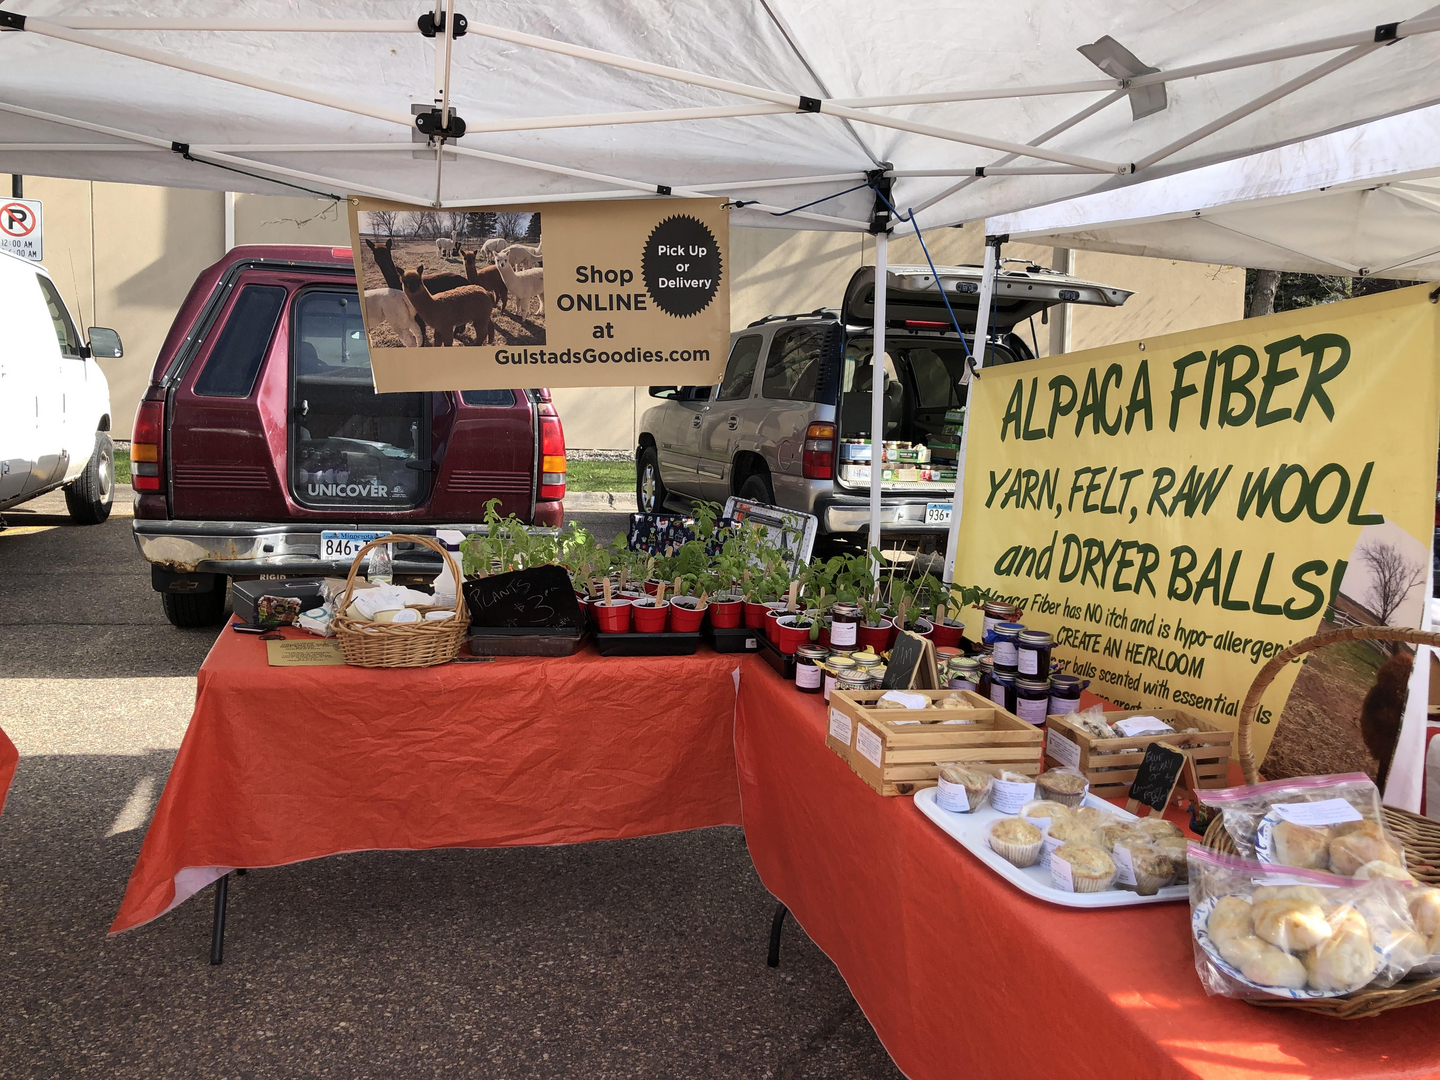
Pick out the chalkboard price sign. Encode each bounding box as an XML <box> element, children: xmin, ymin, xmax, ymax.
<box><xmin>881</xmin><ymin>630</ymin><xmax>939</xmax><ymax>691</ymax></box>
<box><xmin>1125</xmin><ymin>742</ymin><xmax>1188</xmax><ymax>818</ymax></box>
<box><xmin>463</xmin><ymin>565</ymin><xmax>584</xmax><ymax>630</ymax></box>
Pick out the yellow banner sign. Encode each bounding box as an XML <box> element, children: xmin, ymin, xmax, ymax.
<box><xmin>349</xmin><ymin>197</ymin><xmax>729</xmax><ymax>392</ymax></box>
<box><xmin>954</xmin><ymin>286</ymin><xmax>1440</xmax><ymax>765</ymax></box>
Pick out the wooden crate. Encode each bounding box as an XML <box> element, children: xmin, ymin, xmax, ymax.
<box><xmin>829</xmin><ymin>688</ymin><xmax>1044</xmax><ymax>796</ymax></box>
<box><xmin>1043</xmin><ymin>708</ymin><xmax>1233</xmax><ymax>801</ymax></box>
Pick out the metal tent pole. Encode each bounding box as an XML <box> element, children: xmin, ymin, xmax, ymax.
<box><xmin>942</xmin><ymin>237</ymin><xmax>1000</xmax><ymax>585</ymax></box>
<box><xmin>868</xmin><ymin>230</ymin><xmax>888</xmax><ymax>580</ymax></box>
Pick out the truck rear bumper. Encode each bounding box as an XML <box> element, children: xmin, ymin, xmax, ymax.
<box><xmin>132</xmin><ymin>519</ymin><xmax>492</xmax><ymax>578</ymax></box>
<box><xmin>815</xmin><ymin>493</ymin><xmax>951</xmax><ymax>537</ymax></box>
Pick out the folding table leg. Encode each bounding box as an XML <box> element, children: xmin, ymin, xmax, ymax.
<box><xmin>210</xmin><ymin>872</ymin><xmax>229</xmax><ymax>965</ymax></box>
<box><xmin>767</xmin><ymin>902</ymin><xmax>788</xmax><ymax>968</ymax></box>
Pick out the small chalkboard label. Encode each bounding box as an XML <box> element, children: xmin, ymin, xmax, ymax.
<box><xmin>463</xmin><ymin>565</ymin><xmax>583</xmax><ymax>630</ymax></box>
<box><xmin>881</xmin><ymin>630</ymin><xmax>939</xmax><ymax>690</ymax></box>
<box><xmin>1126</xmin><ymin>742</ymin><xmax>1188</xmax><ymax>818</ymax></box>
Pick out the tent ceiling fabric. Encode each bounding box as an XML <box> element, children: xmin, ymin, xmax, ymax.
<box><xmin>990</xmin><ymin>105</ymin><xmax>1440</xmax><ymax>278</ymax></box>
<box><xmin>1</xmin><ymin>2</ymin><xmax>1439</xmax><ymax>232</ymax></box>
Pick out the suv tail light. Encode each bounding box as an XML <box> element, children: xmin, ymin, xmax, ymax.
<box><xmin>538</xmin><ymin>403</ymin><xmax>566</xmax><ymax>501</ymax></box>
<box><xmin>802</xmin><ymin>421</ymin><xmax>836</xmax><ymax>480</ymax></box>
<box><xmin>131</xmin><ymin>395</ymin><xmax>165</xmax><ymax>492</ymax></box>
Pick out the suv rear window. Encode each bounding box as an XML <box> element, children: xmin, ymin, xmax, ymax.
<box><xmin>461</xmin><ymin>390</ymin><xmax>518</xmax><ymax>407</ymax></box>
<box><xmin>193</xmin><ymin>285</ymin><xmax>287</xmax><ymax>397</ymax></box>
<box><xmin>762</xmin><ymin>326</ymin><xmax>829</xmax><ymax>403</ymax></box>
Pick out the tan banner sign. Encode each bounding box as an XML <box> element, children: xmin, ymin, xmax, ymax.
<box><xmin>348</xmin><ymin>197</ymin><xmax>729</xmax><ymax>392</ymax></box>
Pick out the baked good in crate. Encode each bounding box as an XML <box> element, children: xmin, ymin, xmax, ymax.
<box><xmin>1035</xmin><ymin>768</ymin><xmax>1088</xmax><ymax>807</ymax></box>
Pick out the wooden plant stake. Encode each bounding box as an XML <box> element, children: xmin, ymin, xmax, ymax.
<box><xmin>673</xmin><ymin>576</ymin><xmax>683</xmax><ymax>598</ymax></box>
<box><xmin>936</xmin><ymin>601</ymin><xmax>947</xmax><ymax>625</ymax></box>
<box><xmin>602</xmin><ymin>577</ymin><xmax>613</xmax><ymax>606</ymax></box>
<box><xmin>895</xmin><ymin>595</ymin><xmax>910</xmax><ymax>632</ymax></box>
<box><xmin>787</xmin><ymin>579</ymin><xmax>799</xmax><ymax>613</ymax></box>
<box><xmin>656</xmin><ymin>580</ymin><xmax>666</xmax><ymax>604</ymax></box>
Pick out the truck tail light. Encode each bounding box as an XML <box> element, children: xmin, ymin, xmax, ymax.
<box><xmin>131</xmin><ymin>395</ymin><xmax>165</xmax><ymax>492</ymax></box>
<box><xmin>538</xmin><ymin>406</ymin><xmax>566</xmax><ymax>501</ymax></box>
<box><xmin>802</xmin><ymin>421</ymin><xmax>836</xmax><ymax>480</ymax></box>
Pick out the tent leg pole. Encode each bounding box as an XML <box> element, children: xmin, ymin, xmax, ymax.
<box><xmin>943</xmin><ymin>237</ymin><xmax>1000</xmax><ymax>585</ymax></box>
<box><xmin>868</xmin><ymin>230</ymin><xmax>888</xmax><ymax>581</ymax></box>
<box><xmin>210</xmin><ymin>873</ymin><xmax>229</xmax><ymax>965</ymax></box>
<box><xmin>768</xmin><ymin>902</ymin><xmax>788</xmax><ymax>967</ymax></box>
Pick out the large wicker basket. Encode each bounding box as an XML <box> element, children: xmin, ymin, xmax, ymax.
<box><xmin>331</xmin><ymin>534</ymin><xmax>468</xmax><ymax>668</ymax></box>
<box><xmin>1200</xmin><ymin>623</ymin><xmax>1440</xmax><ymax>1018</ymax></box>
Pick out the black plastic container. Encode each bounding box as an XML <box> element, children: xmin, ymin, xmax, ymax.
<box><xmin>230</xmin><ymin>578</ymin><xmax>324</xmax><ymax>625</ymax></box>
<box><xmin>757</xmin><ymin>634</ymin><xmax>798</xmax><ymax>681</ymax></box>
<box><xmin>706</xmin><ymin>624</ymin><xmax>761</xmax><ymax>653</ymax></box>
<box><xmin>594</xmin><ymin>630</ymin><xmax>702</xmax><ymax>656</ymax></box>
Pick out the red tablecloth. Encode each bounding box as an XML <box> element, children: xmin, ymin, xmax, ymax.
<box><xmin>0</xmin><ymin>724</ymin><xmax>17</xmax><ymax>815</ymax></box>
<box><xmin>734</xmin><ymin>655</ymin><xmax>1440</xmax><ymax>1080</ymax></box>
<box><xmin>111</xmin><ymin>629</ymin><xmax>743</xmax><ymax>933</ymax></box>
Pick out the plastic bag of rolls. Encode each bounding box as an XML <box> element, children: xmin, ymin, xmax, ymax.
<box><xmin>1201</xmin><ymin>773</ymin><xmax>1408</xmax><ymax>878</ymax></box>
<box><xmin>1189</xmin><ymin>844</ymin><xmax>1428</xmax><ymax>999</ymax></box>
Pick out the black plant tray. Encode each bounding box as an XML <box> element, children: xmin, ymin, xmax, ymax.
<box><xmin>594</xmin><ymin>630</ymin><xmax>702</xmax><ymax>657</ymax></box>
<box><xmin>706</xmin><ymin>624</ymin><xmax>761</xmax><ymax>653</ymax></box>
<box><xmin>757</xmin><ymin>635</ymin><xmax>798</xmax><ymax>680</ymax></box>
<box><xmin>466</xmin><ymin>625</ymin><xmax>589</xmax><ymax>657</ymax></box>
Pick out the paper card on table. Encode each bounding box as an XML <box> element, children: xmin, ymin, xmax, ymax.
<box><xmin>855</xmin><ymin>725</ymin><xmax>884</xmax><ymax>768</ymax></box>
<box><xmin>267</xmin><ymin>639</ymin><xmax>345</xmax><ymax>666</ymax></box>
<box><xmin>1112</xmin><ymin>842</ymin><xmax>1138</xmax><ymax>887</ymax></box>
<box><xmin>1270</xmin><ymin>799</ymin><xmax>1364</xmax><ymax>826</ymax></box>
<box><xmin>1046</xmin><ymin>727</ymin><xmax>1082</xmax><ymax>770</ymax></box>
<box><xmin>1113</xmin><ymin>715</ymin><xmax>1174</xmax><ymax>737</ymax></box>
<box><xmin>879</xmin><ymin>690</ymin><xmax>928</xmax><ymax>710</ymax></box>
<box><xmin>827</xmin><ymin>708</ymin><xmax>852</xmax><ymax>744</ymax></box>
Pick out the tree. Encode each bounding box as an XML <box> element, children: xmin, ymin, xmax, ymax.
<box><xmin>369</xmin><ymin>209</ymin><xmax>398</xmax><ymax>239</ymax></box>
<box><xmin>467</xmin><ymin>211</ymin><xmax>496</xmax><ymax>238</ymax></box>
<box><xmin>1245</xmin><ymin>269</ymin><xmax>1416</xmax><ymax>317</ymax></box>
<box><xmin>524</xmin><ymin>212</ymin><xmax>542</xmax><ymax>242</ymax></box>
<box><xmin>495</xmin><ymin>211</ymin><xmax>526</xmax><ymax>239</ymax></box>
<box><xmin>442</xmin><ymin>210</ymin><xmax>468</xmax><ymax>241</ymax></box>
<box><xmin>410</xmin><ymin>210</ymin><xmax>442</xmax><ymax>238</ymax></box>
<box><xmin>1247</xmin><ymin>269</ymin><xmax>1280</xmax><ymax>317</ymax></box>
<box><xmin>1358</xmin><ymin>539</ymin><xmax>1426</xmax><ymax>626</ymax></box>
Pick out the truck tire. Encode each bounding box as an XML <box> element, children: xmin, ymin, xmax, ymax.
<box><xmin>637</xmin><ymin>446</ymin><xmax>667</xmax><ymax>513</ymax></box>
<box><xmin>738</xmin><ymin>471</ymin><xmax>775</xmax><ymax>504</ymax></box>
<box><xmin>162</xmin><ymin>580</ymin><xmax>229</xmax><ymax>628</ymax></box>
<box><xmin>64</xmin><ymin>430</ymin><xmax>114</xmax><ymax>525</ymax></box>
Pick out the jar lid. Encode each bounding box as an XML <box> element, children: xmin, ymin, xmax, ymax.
<box><xmin>984</xmin><ymin>601</ymin><xmax>1020</xmax><ymax>615</ymax></box>
<box><xmin>978</xmin><ymin>655</ymin><xmax>994</xmax><ymax>670</ymax></box>
<box><xmin>1017</xmin><ymin>630</ymin><xmax>1052</xmax><ymax>646</ymax></box>
<box><xmin>990</xmin><ymin>671</ymin><xmax>1015</xmax><ymax>684</ymax></box>
<box><xmin>854</xmin><ymin>655</ymin><xmax>882</xmax><ymax>668</ymax></box>
<box><xmin>1016</xmin><ymin>677</ymin><xmax>1050</xmax><ymax>690</ymax></box>
<box><xmin>951</xmin><ymin>657</ymin><xmax>980</xmax><ymax>671</ymax></box>
<box><xmin>994</xmin><ymin>621</ymin><xmax>1025</xmax><ymax>634</ymax></box>
<box><xmin>1049</xmin><ymin>673</ymin><xmax>1083</xmax><ymax>690</ymax></box>
<box><xmin>797</xmin><ymin>645</ymin><xmax>829</xmax><ymax>659</ymax></box>
<box><xmin>832</xmin><ymin>602</ymin><xmax>860</xmax><ymax>615</ymax></box>
<box><xmin>829</xmin><ymin>656</ymin><xmax>857</xmax><ymax>669</ymax></box>
<box><xmin>837</xmin><ymin>673</ymin><xmax>870</xmax><ymax>689</ymax></box>
<box><xmin>934</xmin><ymin>648</ymin><xmax>962</xmax><ymax>660</ymax></box>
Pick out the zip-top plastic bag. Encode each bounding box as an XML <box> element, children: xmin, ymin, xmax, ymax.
<box><xmin>1200</xmin><ymin>773</ymin><xmax>1407</xmax><ymax>877</ymax></box>
<box><xmin>1188</xmin><ymin>843</ymin><xmax>1426</xmax><ymax>1000</ymax></box>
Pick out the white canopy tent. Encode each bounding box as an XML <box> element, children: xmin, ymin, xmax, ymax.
<box><xmin>988</xmin><ymin>103</ymin><xmax>1440</xmax><ymax>279</ymax></box>
<box><xmin>4</xmin><ymin>1</ymin><xmax>1440</xmax><ymax>564</ymax></box>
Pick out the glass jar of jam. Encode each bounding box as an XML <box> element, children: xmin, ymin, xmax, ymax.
<box><xmin>947</xmin><ymin>656</ymin><xmax>980</xmax><ymax>693</ymax></box>
<box><xmin>976</xmin><ymin>654</ymin><xmax>995</xmax><ymax>699</ymax></box>
<box><xmin>1014</xmin><ymin>676</ymin><xmax>1051</xmax><ymax>725</ymax></box>
<box><xmin>988</xmin><ymin>670</ymin><xmax>1016</xmax><ymax>713</ymax></box>
<box><xmin>837</xmin><ymin>671</ymin><xmax>871</xmax><ymax>694</ymax></box>
<box><xmin>825</xmin><ymin>656</ymin><xmax>857</xmax><ymax>701</ymax></box>
<box><xmin>795</xmin><ymin>644</ymin><xmax>828</xmax><ymax>694</ymax></box>
<box><xmin>1048</xmin><ymin>673</ymin><xmax>1084</xmax><ymax>716</ymax></box>
<box><xmin>982</xmin><ymin>600</ymin><xmax>1022</xmax><ymax>643</ymax></box>
<box><xmin>1016</xmin><ymin>630</ymin><xmax>1053</xmax><ymax>677</ymax></box>
<box><xmin>829</xmin><ymin>603</ymin><xmax>860</xmax><ymax>648</ymax></box>
<box><xmin>991</xmin><ymin>621</ymin><xmax>1024</xmax><ymax>673</ymax></box>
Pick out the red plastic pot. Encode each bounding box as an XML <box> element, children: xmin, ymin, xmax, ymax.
<box><xmin>632</xmin><ymin>600</ymin><xmax>669</xmax><ymax>633</ymax></box>
<box><xmin>643</xmin><ymin>578</ymin><xmax>666</xmax><ymax>596</ymax></box>
<box><xmin>670</xmin><ymin>598</ymin><xmax>708</xmax><ymax>632</ymax></box>
<box><xmin>856</xmin><ymin>618</ymin><xmax>893</xmax><ymax>653</ymax></box>
<box><xmin>912</xmin><ymin>617</ymin><xmax>935</xmax><ymax>639</ymax></box>
<box><xmin>709</xmin><ymin>599</ymin><xmax>743</xmax><ymax>628</ymax></box>
<box><xmin>774</xmin><ymin>616</ymin><xmax>815</xmax><ymax>655</ymax></box>
<box><xmin>930</xmin><ymin>619</ymin><xmax>966</xmax><ymax>649</ymax></box>
<box><xmin>592</xmin><ymin>599</ymin><xmax>633</xmax><ymax>634</ymax></box>
<box><xmin>743</xmin><ymin>601</ymin><xmax>770</xmax><ymax>629</ymax></box>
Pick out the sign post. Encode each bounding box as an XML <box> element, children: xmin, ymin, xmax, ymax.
<box><xmin>0</xmin><ymin>198</ymin><xmax>42</xmax><ymax>261</ymax></box>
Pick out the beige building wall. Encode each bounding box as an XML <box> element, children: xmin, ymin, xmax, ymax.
<box><xmin>16</xmin><ymin>183</ymin><xmax>1242</xmax><ymax>447</ymax></box>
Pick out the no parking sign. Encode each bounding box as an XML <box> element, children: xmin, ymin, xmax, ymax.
<box><xmin>0</xmin><ymin>198</ymin><xmax>42</xmax><ymax>262</ymax></box>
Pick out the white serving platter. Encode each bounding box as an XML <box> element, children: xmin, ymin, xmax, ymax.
<box><xmin>914</xmin><ymin>787</ymin><xmax>1189</xmax><ymax>909</ymax></box>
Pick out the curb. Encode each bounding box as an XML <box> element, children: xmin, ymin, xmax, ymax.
<box><xmin>563</xmin><ymin>491</ymin><xmax>637</xmax><ymax>512</ymax></box>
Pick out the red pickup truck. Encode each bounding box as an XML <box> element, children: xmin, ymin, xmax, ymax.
<box><xmin>131</xmin><ymin>245</ymin><xmax>566</xmax><ymax>627</ymax></box>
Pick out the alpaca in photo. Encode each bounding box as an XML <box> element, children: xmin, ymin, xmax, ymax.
<box><xmin>1359</xmin><ymin>649</ymin><xmax>1413</xmax><ymax>793</ymax></box>
<box><xmin>462</xmin><ymin>250</ymin><xmax>510</xmax><ymax>314</ymax></box>
<box><xmin>365</xmin><ymin>287</ymin><xmax>424</xmax><ymax>347</ymax></box>
<box><xmin>479</xmin><ymin>237</ymin><xmax>507</xmax><ymax>259</ymax></box>
<box><xmin>495</xmin><ymin>252</ymin><xmax>544</xmax><ymax>321</ymax></box>
<box><xmin>402</xmin><ymin>266</ymin><xmax>495</xmax><ymax>347</ymax></box>
<box><xmin>501</xmin><ymin>243</ymin><xmax>540</xmax><ymax>270</ymax></box>
<box><xmin>366</xmin><ymin>238</ymin><xmax>404</xmax><ymax>289</ymax></box>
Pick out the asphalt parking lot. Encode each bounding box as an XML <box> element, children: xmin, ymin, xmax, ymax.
<box><xmin>0</xmin><ymin>491</ymin><xmax>902</xmax><ymax>1080</ymax></box>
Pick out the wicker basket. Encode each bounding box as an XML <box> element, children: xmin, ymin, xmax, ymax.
<box><xmin>331</xmin><ymin>534</ymin><xmax>468</xmax><ymax>668</ymax></box>
<box><xmin>1200</xmin><ymin>623</ymin><xmax>1440</xmax><ymax>1018</ymax></box>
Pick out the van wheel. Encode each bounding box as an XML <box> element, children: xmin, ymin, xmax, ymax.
<box><xmin>637</xmin><ymin>447</ymin><xmax>667</xmax><ymax>513</ymax></box>
<box><xmin>738</xmin><ymin>471</ymin><xmax>775</xmax><ymax>504</ymax></box>
<box><xmin>162</xmin><ymin>581</ymin><xmax>229</xmax><ymax>628</ymax></box>
<box><xmin>64</xmin><ymin>431</ymin><xmax>114</xmax><ymax>525</ymax></box>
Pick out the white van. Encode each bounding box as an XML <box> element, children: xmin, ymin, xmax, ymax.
<box><xmin>0</xmin><ymin>249</ymin><xmax>123</xmax><ymax>524</ymax></box>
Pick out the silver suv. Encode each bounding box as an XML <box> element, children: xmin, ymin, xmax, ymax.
<box><xmin>636</xmin><ymin>263</ymin><xmax>1131</xmax><ymax>546</ymax></box>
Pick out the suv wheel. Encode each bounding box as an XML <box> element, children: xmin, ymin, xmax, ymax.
<box><xmin>637</xmin><ymin>447</ymin><xmax>667</xmax><ymax>513</ymax></box>
<box><xmin>162</xmin><ymin>580</ymin><xmax>229</xmax><ymax>628</ymax></box>
<box><xmin>64</xmin><ymin>431</ymin><xmax>114</xmax><ymax>525</ymax></box>
<box><xmin>738</xmin><ymin>471</ymin><xmax>775</xmax><ymax>504</ymax></box>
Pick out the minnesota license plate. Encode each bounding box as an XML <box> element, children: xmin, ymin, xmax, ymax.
<box><xmin>924</xmin><ymin>502</ymin><xmax>953</xmax><ymax>525</ymax></box>
<box><xmin>319</xmin><ymin>530</ymin><xmax>389</xmax><ymax>560</ymax></box>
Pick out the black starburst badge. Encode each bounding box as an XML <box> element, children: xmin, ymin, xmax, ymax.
<box><xmin>641</xmin><ymin>215</ymin><xmax>722</xmax><ymax>318</ymax></box>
